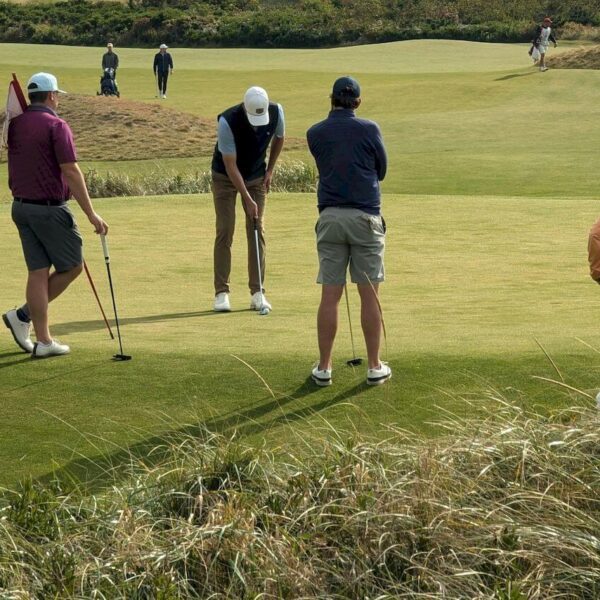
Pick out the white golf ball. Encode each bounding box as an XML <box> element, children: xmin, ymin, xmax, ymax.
<box><xmin>259</xmin><ymin>307</ymin><xmax>270</xmax><ymax>316</ymax></box>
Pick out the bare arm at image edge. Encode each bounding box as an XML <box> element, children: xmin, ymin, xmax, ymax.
<box><xmin>60</xmin><ymin>162</ymin><xmax>108</xmax><ymax>235</ymax></box>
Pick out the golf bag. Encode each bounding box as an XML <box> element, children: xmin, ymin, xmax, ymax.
<box><xmin>98</xmin><ymin>68</ymin><xmax>120</xmax><ymax>97</ymax></box>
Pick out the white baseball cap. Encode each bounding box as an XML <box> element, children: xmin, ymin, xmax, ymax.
<box><xmin>243</xmin><ymin>86</ymin><xmax>269</xmax><ymax>126</ymax></box>
<box><xmin>27</xmin><ymin>72</ymin><xmax>66</xmax><ymax>94</ymax></box>
<box><xmin>159</xmin><ymin>43</ymin><xmax>168</xmax><ymax>49</ymax></box>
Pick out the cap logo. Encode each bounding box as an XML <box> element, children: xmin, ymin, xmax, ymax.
<box><xmin>256</xmin><ymin>108</ymin><xmax>264</xmax><ymax>114</ymax></box>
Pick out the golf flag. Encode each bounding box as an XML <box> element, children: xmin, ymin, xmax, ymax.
<box><xmin>2</xmin><ymin>73</ymin><xmax>27</xmax><ymax>149</ymax></box>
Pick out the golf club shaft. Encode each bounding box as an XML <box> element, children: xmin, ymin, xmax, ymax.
<box><xmin>344</xmin><ymin>284</ymin><xmax>358</xmax><ymax>361</ymax></box>
<box><xmin>83</xmin><ymin>261</ymin><xmax>114</xmax><ymax>340</ymax></box>
<box><xmin>100</xmin><ymin>235</ymin><xmax>125</xmax><ymax>356</ymax></box>
<box><xmin>253</xmin><ymin>220</ymin><xmax>264</xmax><ymax>306</ymax></box>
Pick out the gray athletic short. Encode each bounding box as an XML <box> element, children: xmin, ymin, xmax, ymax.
<box><xmin>12</xmin><ymin>201</ymin><xmax>83</xmax><ymax>272</ymax></box>
<box><xmin>316</xmin><ymin>207</ymin><xmax>385</xmax><ymax>285</ymax></box>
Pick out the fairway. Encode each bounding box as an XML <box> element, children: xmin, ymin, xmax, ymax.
<box><xmin>2</xmin><ymin>40</ymin><xmax>600</xmax><ymax>198</ymax></box>
<box><xmin>1</xmin><ymin>40</ymin><xmax>600</xmax><ymax>486</ymax></box>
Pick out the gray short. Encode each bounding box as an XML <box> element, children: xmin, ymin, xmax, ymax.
<box><xmin>316</xmin><ymin>207</ymin><xmax>385</xmax><ymax>285</ymax></box>
<box><xmin>12</xmin><ymin>201</ymin><xmax>83</xmax><ymax>272</ymax></box>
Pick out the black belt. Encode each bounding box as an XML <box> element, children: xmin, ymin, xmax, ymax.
<box><xmin>14</xmin><ymin>197</ymin><xmax>66</xmax><ymax>206</ymax></box>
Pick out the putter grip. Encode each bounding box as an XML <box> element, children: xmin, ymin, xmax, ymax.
<box><xmin>100</xmin><ymin>234</ymin><xmax>110</xmax><ymax>262</ymax></box>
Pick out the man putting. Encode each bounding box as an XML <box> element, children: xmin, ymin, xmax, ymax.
<box><xmin>307</xmin><ymin>76</ymin><xmax>390</xmax><ymax>387</ymax></box>
<box><xmin>211</xmin><ymin>86</ymin><xmax>285</xmax><ymax>312</ymax></box>
<box><xmin>3</xmin><ymin>72</ymin><xmax>108</xmax><ymax>358</ymax></box>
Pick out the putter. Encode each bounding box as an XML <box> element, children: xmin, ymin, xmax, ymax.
<box><xmin>83</xmin><ymin>261</ymin><xmax>114</xmax><ymax>340</ymax></box>
<box><xmin>344</xmin><ymin>284</ymin><xmax>362</xmax><ymax>366</ymax></box>
<box><xmin>100</xmin><ymin>234</ymin><xmax>132</xmax><ymax>361</ymax></box>
<box><xmin>253</xmin><ymin>219</ymin><xmax>269</xmax><ymax>315</ymax></box>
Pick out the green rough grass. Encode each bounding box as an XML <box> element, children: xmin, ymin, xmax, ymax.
<box><xmin>1</xmin><ymin>193</ymin><xmax>599</xmax><ymax>486</ymax></box>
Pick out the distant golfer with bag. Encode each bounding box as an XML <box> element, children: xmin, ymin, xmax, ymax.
<box><xmin>2</xmin><ymin>73</ymin><xmax>108</xmax><ymax>358</ymax></box>
<box><xmin>211</xmin><ymin>86</ymin><xmax>285</xmax><ymax>313</ymax></box>
<box><xmin>529</xmin><ymin>17</ymin><xmax>557</xmax><ymax>72</ymax></box>
<box><xmin>307</xmin><ymin>76</ymin><xmax>391</xmax><ymax>387</ymax></box>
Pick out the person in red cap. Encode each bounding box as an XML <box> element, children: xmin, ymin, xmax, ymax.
<box><xmin>530</xmin><ymin>17</ymin><xmax>557</xmax><ymax>72</ymax></box>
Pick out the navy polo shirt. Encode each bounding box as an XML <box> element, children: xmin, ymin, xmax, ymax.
<box><xmin>306</xmin><ymin>109</ymin><xmax>387</xmax><ymax>216</ymax></box>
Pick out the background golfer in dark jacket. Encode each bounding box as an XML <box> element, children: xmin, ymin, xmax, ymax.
<box><xmin>307</xmin><ymin>76</ymin><xmax>390</xmax><ymax>387</ymax></box>
<box><xmin>102</xmin><ymin>43</ymin><xmax>119</xmax><ymax>72</ymax></box>
<box><xmin>153</xmin><ymin>44</ymin><xmax>173</xmax><ymax>99</ymax></box>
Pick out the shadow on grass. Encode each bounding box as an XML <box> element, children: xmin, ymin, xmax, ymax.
<box><xmin>0</xmin><ymin>354</ymin><xmax>30</xmax><ymax>369</ymax></box>
<box><xmin>38</xmin><ymin>376</ymin><xmax>367</xmax><ymax>491</ymax></box>
<box><xmin>495</xmin><ymin>71</ymin><xmax>536</xmax><ymax>81</ymax></box>
<box><xmin>51</xmin><ymin>310</ymin><xmax>250</xmax><ymax>336</ymax></box>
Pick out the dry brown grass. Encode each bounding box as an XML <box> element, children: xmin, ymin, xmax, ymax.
<box><xmin>549</xmin><ymin>44</ymin><xmax>600</xmax><ymax>70</ymax></box>
<box><xmin>1</xmin><ymin>400</ymin><xmax>599</xmax><ymax>598</ymax></box>
<box><xmin>1</xmin><ymin>94</ymin><xmax>304</xmax><ymax>163</ymax></box>
<box><xmin>59</xmin><ymin>94</ymin><xmax>216</xmax><ymax>161</ymax></box>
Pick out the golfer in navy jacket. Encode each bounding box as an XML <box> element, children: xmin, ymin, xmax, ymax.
<box><xmin>307</xmin><ymin>76</ymin><xmax>391</xmax><ymax>387</ymax></box>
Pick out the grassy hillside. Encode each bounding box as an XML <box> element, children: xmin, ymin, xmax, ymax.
<box><xmin>2</xmin><ymin>40</ymin><xmax>600</xmax><ymax>199</ymax></box>
<box><xmin>550</xmin><ymin>43</ymin><xmax>600</xmax><ymax>68</ymax></box>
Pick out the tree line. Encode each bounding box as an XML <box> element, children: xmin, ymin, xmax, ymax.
<box><xmin>0</xmin><ymin>0</ymin><xmax>599</xmax><ymax>48</ymax></box>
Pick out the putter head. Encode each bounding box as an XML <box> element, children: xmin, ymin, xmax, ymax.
<box><xmin>346</xmin><ymin>358</ymin><xmax>363</xmax><ymax>366</ymax></box>
<box><xmin>113</xmin><ymin>354</ymin><xmax>132</xmax><ymax>361</ymax></box>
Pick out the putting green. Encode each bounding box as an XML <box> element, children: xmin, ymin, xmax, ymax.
<box><xmin>1</xmin><ymin>193</ymin><xmax>599</xmax><ymax>486</ymax></box>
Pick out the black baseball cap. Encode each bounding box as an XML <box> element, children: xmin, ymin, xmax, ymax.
<box><xmin>332</xmin><ymin>76</ymin><xmax>360</xmax><ymax>99</ymax></box>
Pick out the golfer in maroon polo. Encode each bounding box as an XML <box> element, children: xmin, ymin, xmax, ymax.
<box><xmin>2</xmin><ymin>72</ymin><xmax>108</xmax><ymax>359</ymax></box>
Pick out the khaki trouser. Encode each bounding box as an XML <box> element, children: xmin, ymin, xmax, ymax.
<box><xmin>212</xmin><ymin>171</ymin><xmax>266</xmax><ymax>295</ymax></box>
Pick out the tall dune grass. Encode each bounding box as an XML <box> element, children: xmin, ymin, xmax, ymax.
<box><xmin>0</xmin><ymin>399</ymin><xmax>598</xmax><ymax>598</ymax></box>
<box><xmin>85</xmin><ymin>162</ymin><xmax>317</xmax><ymax>198</ymax></box>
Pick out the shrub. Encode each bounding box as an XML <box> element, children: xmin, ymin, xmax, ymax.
<box><xmin>2</xmin><ymin>0</ymin><xmax>600</xmax><ymax>48</ymax></box>
<box><xmin>84</xmin><ymin>161</ymin><xmax>316</xmax><ymax>198</ymax></box>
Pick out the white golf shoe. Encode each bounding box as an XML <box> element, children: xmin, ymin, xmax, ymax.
<box><xmin>311</xmin><ymin>364</ymin><xmax>332</xmax><ymax>387</ymax></box>
<box><xmin>2</xmin><ymin>309</ymin><xmax>34</xmax><ymax>353</ymax></box>
<box><xmin>250</xmin><ymin>292</ymin><xmax>272</xmax><ymax>311</ymax></box>
<box><xmin>32</xmin><ymin>339</ymin><xmax>70</xmax><ymax>359</ymax></box>
<box><xmin>213</xmin><ymin>292</ymin><xmax>231</xmax><ymax>312</ymax></box>
<box><xmin>367</xmin><ymin>362</ymin><xmax>392</xmax><ymax>386</ymax></box>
